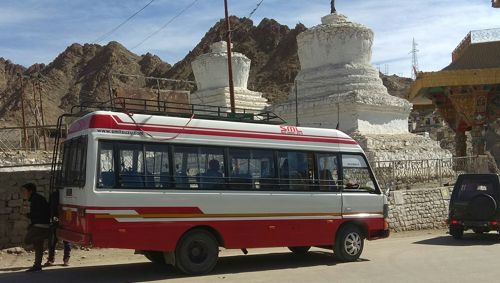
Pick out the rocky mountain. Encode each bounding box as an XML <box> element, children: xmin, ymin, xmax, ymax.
<box><xmin>0</xmin><ymin>16</ymin><xmax>410</xmax><ymax>127</ymax></box>
<box><xmin>0</xmin><ymin>42</ymin><xmax>171</xmax><ymax>126</ymax></box>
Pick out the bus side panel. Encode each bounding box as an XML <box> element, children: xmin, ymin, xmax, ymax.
<box><xmin>86</xmin><ymin>218</ymin><xmax>342</xmax><ymax>251</ymax></box>
<box><xmin>215</xmin><ymin>219</ymin><xmax>341</xmax><ymax>249</ymax></box>
<box><xmin>88</xmin><ymin>218</ymin><xmax>191</xmax><ymax>251</ymax></box>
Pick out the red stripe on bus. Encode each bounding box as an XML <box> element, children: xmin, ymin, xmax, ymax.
<box><xmin>112</xmin><ymin>115</ymin><xmax>355</xmax><ymax>142</ymax></box>
<box><xmin>62</xmin><ymin>205</ymin><xmax>203</xmax><ymax>215</ymax></box>
<box><xmin>79</xmin><ymin>114</ymin><xmax>358</xmax><ymax>145</ymax></box>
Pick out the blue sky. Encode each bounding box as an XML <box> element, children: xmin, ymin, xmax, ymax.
<box><xmin>0</xmin><ymin>0</ymin><xmax>499</xmax><ymax>77</ymax></box>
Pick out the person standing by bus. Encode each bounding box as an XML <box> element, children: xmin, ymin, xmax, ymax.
<box><xmin>45</xmin><ymin>190</ymin><xmax>71</xmax><ymax>267</ymax></box>
<box><xmin>22</xmin><ymin>183</ymin><xmax>50</xmax><ymax>272</ymax></box>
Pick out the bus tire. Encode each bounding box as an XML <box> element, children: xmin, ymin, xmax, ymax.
<box><xmin>334</xmin><ymin>224</ymin><xmax>364</xmax><ymax>262</ymax></box>
<box><xmin>144</xmin><ymin>251</ymin><xmax>166</xmax><ymax>265</ymax></box>
<box><xmin>175</xmin><ymin>229</ymin><xmax>219</xmax><ymax>275</ymax></box>
<box><xmin>288</xmin><ymin>246</ymin><xmax>311</xmax><ymax>254</ymax></box>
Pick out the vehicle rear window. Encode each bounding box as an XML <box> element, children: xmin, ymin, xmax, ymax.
<box><xmin>455</xmin><ymin>177</ymin><xmax>499</xmax><ymax>201</ymax></box>
<box><xmin>59</xmin><ymin>135</ymin><xmax>87</xmax><ymax>187</ymax></box>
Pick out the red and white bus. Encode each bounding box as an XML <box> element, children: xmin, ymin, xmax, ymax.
<box><xmin>56</xmin><ymin>110</ymin><xmax>389</xmax><ymax>274</ymax></box>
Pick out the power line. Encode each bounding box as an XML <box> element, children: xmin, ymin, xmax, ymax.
<box><xmin>131</xmin><ymin>0</ymin><xmax>200</xmax><ymax>50</ymax></box>
<box><xmin>94</xmin><ymin>0</ymin><xmax>156</xmax><ymax>43</ymax></box>
<box><xmin>231</xmin><ymin>0</ymin><xmax>265</xmax><ymax>49</ymax></box>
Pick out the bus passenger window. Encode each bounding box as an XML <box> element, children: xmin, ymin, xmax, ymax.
<box><xmin>145</xmin><ymin>144</ymin><xmax>169</xmax><ymax>188</ymax></box>
<box><xmin>228</xmin><ymin>148</ymin><xmax>274</xmax><ymax>190</ymax></box>
<box><xmin>341</xmin><ymin>154</ymin><xmax>376</xmax><ymax>192</ymax></box>
<box><xmin>316</xmin><ymin>153</ymin><xmax>339</xmax><ymax>191</ymax></box>
<box><xmin>98</xmin><ymin>142</ymin><xmax>115</xmax><ymax>188</ymax></box>
<box><xmin>173</xmin><ymin>146</ymin><xmax>225</xmax><ymax>190</ymax></box>
<box><xmin>198</xmin><ymin>148</ymin><xmax>225</xmax><ymax>190</ymax></box>
<box><xmin>278</xmin><ymin>151</ymin><xmax>314</xmax><ymax>191</ymax></box>
<box><xmin>118</xmin><ymin>144</ymin><xmax>144</xmax><ymax>188</ymax></box>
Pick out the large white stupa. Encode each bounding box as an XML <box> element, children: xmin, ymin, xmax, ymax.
<box><xmin>270</xmin><ymin>12</ymin><xmax>451</xmax><ymax>161</ymax></box>
<box><xmin>190</xmin><ymin>41</ymin><xmax>268</xmax><ymax>112</ymax></box>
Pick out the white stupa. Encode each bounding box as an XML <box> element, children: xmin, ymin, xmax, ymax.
<box><xmin>190</xmin><ymin>41</ymin><xmax>268</xmax><ymax>112</ymax></box>
<box><xmin>270</xmin><ymin>12</ymin><xmax>451</xmax><ymax>161</ymax></box>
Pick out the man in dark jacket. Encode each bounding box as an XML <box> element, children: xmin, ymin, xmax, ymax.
<box><xmin>22</xmin><ymin>183</ymin><xmax>50</xmax><ymax>272</ymax></box>
<box><xmin>45</xmin><ymin>190</ymin><xmax>71</xmax><ymax>266</ymax></box>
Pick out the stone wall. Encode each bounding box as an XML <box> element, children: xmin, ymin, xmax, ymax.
<box><xmin>388</xmin><ymin>187</ymin><xmax>452</xmax><ymax>232</ymax></box>
<box><xmin>0</xmin><ymin>168</ymin><xmax>51</xmax><ymax>248</ymax></box>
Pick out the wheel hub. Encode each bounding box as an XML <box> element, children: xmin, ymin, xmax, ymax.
<box><xmin>344</xmin><ymin>232</ymin><xmax>361</xmax><ymax>256</ymax></box>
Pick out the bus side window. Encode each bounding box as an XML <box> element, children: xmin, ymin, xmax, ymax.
<box><xmin>118</xmin><ymin>143</ymin><xmax>144</xmax><ymax>188</ymax></box>
<box><xmin>278</xmin><ymin>151</ymin><xmax>314</xmax><ymax>191</ymax></box>
<box><xmin>98</xmin><ymin>142</ymin><xmax>115</xmax><ymax>188</ymax></box>
<box><xmin>173</xmin><ymin>146</ymin><xmax>197</xmax><ymax>189</ymax></box>
<box><xmin>316</xmin><ymin>153</ymin><xmax>339</xmax><ymax>191</ymax></box>
<box><xmin>228</xmin><ymin>148</ymin><xmax>274</xmax><ymax>190</ymax></box>
<box><xmin>198</xmin><ymin>147</ymin><xmax>225</xmax><ymax>190</ymax></box>
<box><xmin>341</xmin><ymin>154</ymin><xmax>377</xmax><ymax>193</ymax></box>
<box><xmin>145</xmin><ymin>144</ymin><xmax>169</xmax><ymax>188</ymax></box>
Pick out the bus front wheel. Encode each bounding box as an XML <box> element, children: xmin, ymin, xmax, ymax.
<box><xmin>175</xmin><ymin>229</ymin><xmax>219</xmax><ymax>275</ymax></box>
<box><xmin>334</xmin><ymin>224</ymin><xmax>364</xmax><ymax>262</ymax></box>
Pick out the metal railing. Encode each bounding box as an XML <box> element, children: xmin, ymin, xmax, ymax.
<box><xmin>372</xmin><ymin>156</ymin><xmax>487</xmax><ymax>189</ymax></box>
<box><xmin>0</xmin><ymin>124</ymin><xmax>67</xmax><ymax>152</ymax></box>
<box><xmin>73</xmin><ymin>97</ymin><xmax>286</xmax><ymax>125</ymax></box>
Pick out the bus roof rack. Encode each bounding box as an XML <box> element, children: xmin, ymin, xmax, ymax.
<box><xmin>70</xmin><ymin>97</ymin><xmax>286</xmax><ymax>125</ymax></box>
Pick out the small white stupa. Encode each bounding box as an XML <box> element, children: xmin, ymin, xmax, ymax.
<box><xmin>270</xmin><ymin>11</ymin><xmax>451</xmax><ymax>161</ymax></box>
<box><xmin>190</xmin><ymin>41</ymin><xmax>268</xmax><ymax>112</ymax></box>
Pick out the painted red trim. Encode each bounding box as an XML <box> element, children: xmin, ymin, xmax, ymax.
<box><xmin>59</xmin><ymin>214</ymin><xmax>386</xmax><ymax>251</ymax></box>
<box><xmin>62</xmin><ymin>204</ymin><xmax>203</xmax><ymax>214</ymax></box>
<box><xmin>112</xmin><ymin>115</ymin><xmax>355</xmax><ymax>142</ymax></box>
<box><xmin>77</xmin><ymin>114</ymin><xmax>357</xmax><ymax>145</ymax></box>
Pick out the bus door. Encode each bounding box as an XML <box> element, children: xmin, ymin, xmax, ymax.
<box><xmin>340</xmin><ymin>154</ymin><xmax>384</xmax><ymax>223</ymax></box>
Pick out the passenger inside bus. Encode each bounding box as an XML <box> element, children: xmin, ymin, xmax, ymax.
<box><xmin>230</xmin><ymin>159</ymin><xmax>252</xmax><ymax>190</ymax></box>
<box><xmin>199</xmin><ymin>159</ymin><xmax>224</xmax><ymax>190</ymax></box>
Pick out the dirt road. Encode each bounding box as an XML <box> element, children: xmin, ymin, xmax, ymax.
<box><xmin>1</xmin><ymin>230</ymin><xmax>499</xmax><ymax>283</ymax></box>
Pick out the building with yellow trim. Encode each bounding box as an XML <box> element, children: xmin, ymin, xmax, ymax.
<box><xmin>409</xmin><ymin>28</ymin><xmax>500</xmax><ymax>157</ymax></box>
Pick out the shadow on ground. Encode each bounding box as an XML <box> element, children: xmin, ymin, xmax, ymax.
<box><xmin>0</xmin><ymin>251</ymin><xmax>364</xmax><ymax>282</ymax></box>
<box><xmin>413</xmin><ymin>232</ymin><xmax>500</xmax><ymax>246</ymax></box>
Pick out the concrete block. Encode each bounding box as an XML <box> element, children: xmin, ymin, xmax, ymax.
<box><xmin>0</xmin><ymin>207</ymin><xmax>13</xmax><ymax>215</ymax></box>
<box><xmin>440</xmin><ymin>187</ymin><xmax>450</xmax><ymax>200</ymax></box>
<box><xmin>7</xmin><ymin>199</ymin><xmax>22</xmax><ymax>207</ymax></box>
<box><xmin>393</xmin><ymin>191</ymin><xmax>405</xmax><ymax>205</ymax></box>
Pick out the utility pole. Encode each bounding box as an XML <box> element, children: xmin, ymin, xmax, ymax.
<box><xmin>295</xmin><ymin>80</ymin><xmax>299</xmax><ymax>126</ymax></box>
<box><xmin>17</xmin><ymin>74</ymin><xmax>28</xmax><ymax>149</ymax></box>
<box><xmin>410</xmin><ymin>38</ymin><xmax>419</xmax><ymax>80</ymax></box>
<box><xmin>224</xmin><ymin>0</ymin><xmax>236</xmax><ymax>113</ymax></box>
<box><xmin>36</xmin><ymin>76</ymin><xmax>47</xmax><ymax>150</ymax></box>
<box><xmin>31</xmin><ymin>80</ymin><xmax>40</xmax><ymax>150</ymax></box>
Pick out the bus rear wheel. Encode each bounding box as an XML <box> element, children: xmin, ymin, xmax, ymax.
<box><xmin>334</xmin><ymin>224</ymin><xmax>364</xmax><ymax>262</ymax></box>
<box><xmin>288</xmin><ymin>246</ymin><xmax>311</xmax><ymax>254</ymax></box>
<box><xmin>175</xmin><ymin>229</ymin><xmax>219</xmax><ymax>275</ymax></box>
<box><xmin>144</xmin><ymin>251</ymin><xmax>166</xmax><ymax>265</ymax></box>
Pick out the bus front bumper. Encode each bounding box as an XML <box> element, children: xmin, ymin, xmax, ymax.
<box><xmin>57</xmin><ymin>228</ymin><xmax>91</xmax><ymax>246</ymax></box>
